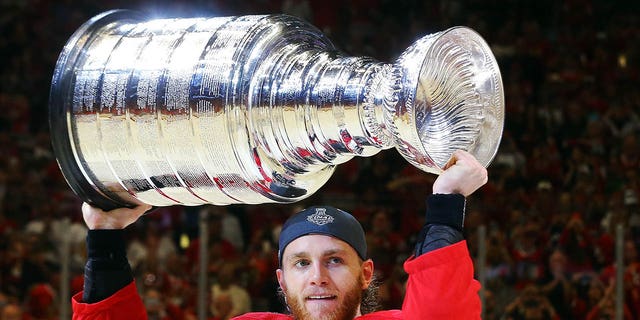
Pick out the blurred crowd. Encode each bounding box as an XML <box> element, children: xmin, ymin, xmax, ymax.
<box><xmin>1</xmin><ymin>0</ymin><xmax>639</xmax><ymax>319</ymax></box>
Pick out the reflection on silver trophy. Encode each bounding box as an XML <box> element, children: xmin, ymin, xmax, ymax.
<box><xmin>49</xmin><ymin>10</ymin><xmax>504</xmax><ymax>210</ymax></box>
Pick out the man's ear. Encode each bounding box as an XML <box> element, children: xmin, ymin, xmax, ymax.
<box><xmin>276</xmin><ymin>268</ymin><xmax>287</xmax><ymax>292</ymax></box>
<box><xmin>361</xmin><ymin>259</ymin><xmax>374</xmax><ymax>289</ymax></box>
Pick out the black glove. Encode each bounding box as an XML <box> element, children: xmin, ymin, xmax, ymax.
<box><xmin>414</xmin><ymin>194</ymin><xmax>466</xmax><ymax>257</ymax></box>
<box><xmin>83</xmin><ymin>229</ymin><xmax>133</xmax><ymax>303</ymax></box>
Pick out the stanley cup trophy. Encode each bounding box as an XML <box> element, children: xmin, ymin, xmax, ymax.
<box><xmin>49</xmin><ymin>10</ymin><xmax>504</xmax><ymax>211</ymax></box>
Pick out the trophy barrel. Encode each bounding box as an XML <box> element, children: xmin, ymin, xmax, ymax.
<box><xmin>50</xmin><ymin>11</ymin><xmax>339</xmax><ymax>210</ymax></box>
<box><xmin>49</xmin><ymin>10</ymin><xmax>504</xmax><ymax>210</ymax></box>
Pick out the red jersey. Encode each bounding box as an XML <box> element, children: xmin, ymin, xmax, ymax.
<box><xmin>72</xmin><ymin>241</ymin><xmax>480</xmax><ymax>320</ymax></box>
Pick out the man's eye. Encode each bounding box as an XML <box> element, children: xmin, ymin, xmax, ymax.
<box><xmin>328</xmin><ymin>257</ymin><xmax>343</xmax><ymax>265</ymax></box>
<box><xmin>294</xmin><ymin>260</ymin><xmax>310</xmax><ymax>268</ymax></box>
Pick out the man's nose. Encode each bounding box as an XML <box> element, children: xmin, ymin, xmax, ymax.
<box><xmin>309</xmin><ymin>263</ymin><xmax>329</xmax><ymax>285</ymax></box>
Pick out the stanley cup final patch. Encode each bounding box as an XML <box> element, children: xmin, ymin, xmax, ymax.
<box><xmin>307</xmin><ymin>208</ymin><xmax>335</xmax><ymax>226</ymax></box>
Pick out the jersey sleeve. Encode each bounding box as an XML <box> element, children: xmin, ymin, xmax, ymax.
<box><xmin>402</xmin><ymin>240</ymin><xmax>481</xmax><ymax>320</ymax></box>
<box><xmin>72</xmin><ymin>281</ymin><xmax>146</xmax><ymax>320</ymax></box>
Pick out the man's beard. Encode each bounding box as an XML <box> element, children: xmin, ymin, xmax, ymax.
<box><xmin>285</xmin><ymin>275</ymin><xmax>364</xmax><ymax>320</ymax></box>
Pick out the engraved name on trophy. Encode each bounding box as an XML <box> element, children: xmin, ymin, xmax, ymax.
<box><xmin>49</xmin><ymin>10</ymin><xmax>504</xmax><ymax>210</ymax></box>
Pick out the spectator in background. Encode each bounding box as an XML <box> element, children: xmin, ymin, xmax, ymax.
<box><xmin>244</xmin><ymin>223</ymin><xmax>280</xmax><ymax>312</ymax></box>
<box><xmin>0</xmin><ymin>302</ymin><xmax>26</xmax><ymax>320</ymax></box>
<box><xmin>1</xmin><ymin>234</ymin><xmax>50</xmax><ymax>301</ymax></box>
<box><xmin>128</xmin><ymin>225</ymin><xmax>178</xmax><ymax>290</ymax></box>
<box><xmin>210</xmin><ymin>262</ymin><xmax>251</xmax><ymax>319</ymax></box>
<box><xmin>539</xmin><ymin>250</ymin><xmax>572</xmax><ymax>319</ymax></box>
<box><xmin>595</xmin><ymin>238</ymin><xmax>640</xmax><ymax>319</ymax></box>
<box><xmin>577</xmin><ymin>277</ymin><xmax>606</xmax><ymax>317</ymax></box>
<box><xmin>143</xmin><ymin>288</ymin><xmax>173</xmax><ymax>320</ymax></box>
<box><xmin>483</xmin><ymin>229</ymin><xmax>512</xmax><ymax>295</ymax></box>
<box><xmin>215</xmin><ymin>207</ymin><xmax>245</xmax><ymax>254</ymax></box>
<box><xmin>158</xmin><ymin>253</ymin><xmax>197</xmax><ymax>316</ymax></box>
<box><xmin>622</xmin><ymin>240</ymin><xmax>640</xmax><ymax>319</ymax></box>
<box><xmin>603</xmin><ymin>103</ymin><xmax>640</xmax><ymax>139</ymax></box>
<box><xmin>509</xmin><ymin>220</ymin><xmax>546</xmax><ymax>289</ymax></box>
<box><xmin>365</xmin><ymin>208</ymin><xmax>405</xmax><ymax>280</ymax></box>
<box><xmin>24</xmin><ymin>283</ymin><xmax>57</xmax><ymax>320</ymax></box>
<box><xmin>503</xmin><ymin>284</ymin><xmax>558</xmax><ymax>320</ymax></box>
<box><xmin>211</xmin><ymin>293</ymin><xmax>234</xmax><ymax>320</ymax></box>
<box><xmin>558</xmin><ymin>213</ymin><xmax>594</xmax><ymax>273</ymax></box>
<box><xmin>585</xmin><ymin>280</ymin><xmax>634</xmax><ymax>320</ymax></box>
<box><xmin>185</xmin><ymin>212</ymin><xmax>237</xmax><ymax>277</ymax></box>
<box><xmin>377</xmin><ymin>263</ymin><xmax>406</xmax><ymax>310</ymax></box>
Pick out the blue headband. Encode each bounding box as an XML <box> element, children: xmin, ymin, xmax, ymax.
<box><xmin>278</xmin><ymin>206</ymin><xmax>367</xmax><ymax>266</ymax></box>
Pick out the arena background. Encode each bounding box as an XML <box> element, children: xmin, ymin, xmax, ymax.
<box><xmin>0</xmin><ymin>0</ymin><xmax>639</xmax><ymax>319</ymax></box>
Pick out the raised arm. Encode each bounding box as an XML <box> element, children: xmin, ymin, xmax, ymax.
<box><xmin>403</xmin><ymin>150</ymin><xmax>486</xmax><ymax>320</ymax></box>
<box><xmin>414</xmin><ymin>150</ymin><xmax>487</xmax><ymax>256</ymax></box>
<box><xmin>72</xmin><ymin>204</ymin><xmax>150</xmax><ymax>320</ymax></box>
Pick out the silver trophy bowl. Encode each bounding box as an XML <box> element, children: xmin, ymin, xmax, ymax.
<box><xmin>49</xmin><ymin>10</ymin><xmax>504</xmax><ymax>210</ymax></box>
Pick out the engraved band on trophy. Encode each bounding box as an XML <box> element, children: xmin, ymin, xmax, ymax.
<box><xmin>49</xmin><ymin>10</ymin><xmax>504</xmax><ymax>210</ymax></box>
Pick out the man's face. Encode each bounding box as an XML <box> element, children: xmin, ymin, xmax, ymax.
<box><xmin>277</xmin><ymin>235</ymin><xmax>373</xmax><ymax>320</ymax></box>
